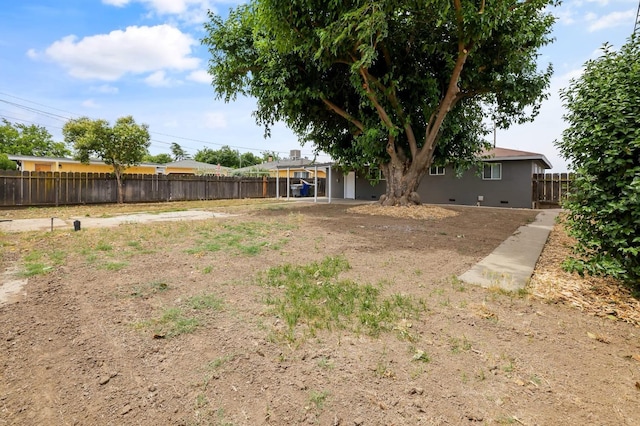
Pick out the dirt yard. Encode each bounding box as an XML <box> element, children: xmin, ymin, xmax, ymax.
<box><xmin>1</xmin><ymin>200</ymin><xmax>639</xmax><ymax>425</ymax></box>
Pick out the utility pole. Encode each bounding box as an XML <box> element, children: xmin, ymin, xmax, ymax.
<box><xmin>635</xmin><ymin>0</ymin><xmax>640</xmax><ymax>34</ymax></box>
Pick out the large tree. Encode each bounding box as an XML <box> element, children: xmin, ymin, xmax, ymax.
<box><xmin>0</xmin><ymin>119</ymin><xmax>70</xmax><ymax>157</ymax></box>
<box><xmin>556</xmin><ymin>35</ymin><xmax>640</xmax><ymax>286</ymax></box>
<box><xmin>63</xmin><ymin>116</ymin><xmax>151</xmax><ymax>204</ymax></box>
<box><xmin>203</xmin><ymin>0</ymin><xmax>556</xmax><ymax>205</ymax></box>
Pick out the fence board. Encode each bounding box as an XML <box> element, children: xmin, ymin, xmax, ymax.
<box><xmin>532</xmin><ymin>173</ymin><xmax>574</xmax><ymax>208</ymax></box>
<box><xmin>0</xmin><ymin>171</ymin><xmax>326</xmax><ymax>207</ymax></box>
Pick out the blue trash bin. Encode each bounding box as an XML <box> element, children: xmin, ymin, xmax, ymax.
<box><xmin>301</xmin><ymin>183</ymin><xmax>310</xmax><ymax>197</ymax></box>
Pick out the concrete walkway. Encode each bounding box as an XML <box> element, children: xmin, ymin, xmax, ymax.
<box><xmin>458</xmin><ymin>209</ymin><xmax>561</xmax><ymax>291</ymax></box>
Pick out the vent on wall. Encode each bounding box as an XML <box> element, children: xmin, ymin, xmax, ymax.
<box><xmin>449</xmin><ymin>198</ymin><xmax>456</xmax><ymax>202</ymax></box>
<box><xmin>500</xmin><ymin>200</ymin><xmax>509</xmax><ymax>204</ymax></box>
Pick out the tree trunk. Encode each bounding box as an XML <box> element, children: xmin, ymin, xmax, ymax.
<box><xmin>114</xmin><ymin>170</ymin><xmax>124</xmax><ymax>204</ymax></box>
<box><xmin>379</xmin><ymin>162</ymin><xmax>425</xmax><ymax>206</ymax></box>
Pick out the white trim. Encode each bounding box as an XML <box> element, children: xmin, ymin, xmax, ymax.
<box><xmin>429</xmin><ymin>165</ymin><xmax>445</xmax><ymax>176</ymax></box>
<box><xmin>483</xmin><ymin>163</ymin><xmax>502</xmax><ymax>180</ymax></box>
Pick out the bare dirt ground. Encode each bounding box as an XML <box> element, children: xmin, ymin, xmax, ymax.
<box><xmin>1</xmin><ymin>200</ymin><xmax>639</xmax><ymax>425</ymax></box>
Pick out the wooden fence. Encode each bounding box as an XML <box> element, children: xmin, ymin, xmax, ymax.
<box><xmin>532</xmin><ymin>173</ymin><xmax>574</xmax><ymax>208</ymax></box>
<box><xmin>0</xmin><ymin>171</ymin><xmax>326</xmax><ymax>207</ymax></box>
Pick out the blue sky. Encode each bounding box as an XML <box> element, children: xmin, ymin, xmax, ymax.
<box><xmin>0</xmin><ymin>0</ymin><xmax>637</xmax><ymax>170</ymax></box>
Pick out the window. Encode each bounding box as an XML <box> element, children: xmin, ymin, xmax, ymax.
<box><xmin>293</xmin><ymin>171</ymin><xmax>309</xmax><ymax>178</ymax></box>
<box><xmin>429</xmin><ymin>165</ymin><xmax>445</xmax><ymax>175</ymax></box>
<box><xmin>483</xmin><ymin>163</ymin><xmax>502</xmax><ymax>180</ymax></box>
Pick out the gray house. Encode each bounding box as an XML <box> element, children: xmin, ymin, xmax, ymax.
<box><xmin>331</xmin><ymin>147</ymin><xmax>552</xmax><ymax>208</ymax></box>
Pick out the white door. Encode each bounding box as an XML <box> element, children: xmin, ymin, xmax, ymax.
<box><xmin>344</xmin><ymin>171</ymin><xmax>356</xmax><ymax>199</ymax></box>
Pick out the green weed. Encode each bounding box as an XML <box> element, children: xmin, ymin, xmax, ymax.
<box><xmin>308</xmin><ymin>390</ymin><xmax>329</xmax><ymax>410</ymax></box>
<box><xmin>135</xmin><ymin>307</ymin><xmax>199</xmax><ymax>337</ymax></box>
<box><xmin>260</xmin><ymin>256</ymin><xmax>422</xmax><ymax>341</ymax></box>
<box><xmin>186</xmin><ymin>293</ymin><xmax>224</xmax><ymax>311</ymax></box>
<box><xmin>101</xmin><ymin>261</ymin><xmax>128</xmax><ymax>271</ymax></box>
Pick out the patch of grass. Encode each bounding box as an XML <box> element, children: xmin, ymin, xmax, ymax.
<box><xmin>202</xmin><ymin>265</ymin><xmax>213</xmax><ymax>274</ymax></box>
<box><xmin>449</xmin><ymin>335</ymin><xmax>472</xmax><ymax>354</ymax></box>
<box><xmin>260</xmin><ymin>256</ymin><xmax>423</xmax><ymax>341</ymax></box>
<box><xmin>21</xmin><ymin>249</ymin><xmax>65</xmax><ymax>277</ymax></box>
<box><xmin>101</xmin><ymin>261</ymin><xmax>128</xmax><ymax>271</ymax></box>
<box><xmin>22</xmin><ymin>262</ymin><xmax>52</xmax><ymax>277</ymax></box>
<box><xmin>135</xmin><ymin>307</ymin><xmax>199</xmax><ymax>338</ymax></box>
<box><xmin>317</xmin><ymin>357</ymin><xmax>335</xmax><ymax>370</ymax></box>
<box><xmin>130</xmin><ymin>280</ymin><xmax>170</xmax><ymax>298</ymax></box>
<box><xmin>412</xmin><ymin>349</ymin><xmax>431</xmax><ymax>363</ymax></box>
<box><xmin>208</xmin><ymin>354</ymin><xmax>235</xmax><ymax>370</ymax></box>
<box><xmin>308</xmin><ymin>390</ymin><xmax>329</xmax><ymax>410</ymax></box>
<box><xmin>95</xmin><ymin>241</ymin><xmax>113</xmax><ymax>251</ymax></box>
<box><xmin>134</xmin><ymin>292</ymin><xmax>224</xmax><ymax>337</ymax></box>
<box><xmin>186</xmin><ymin>293</ymin><xmax>224</xmax><ymax>311</ymax></box>
<box><xmin>450</xmin><ymin>276</ymin><xmax>467</xmax><ymax>292</ymax></box>
<box><xmin>187</xmin><ymin>221</ymin><xmax>294</xmax><ymax>257</ymax></box>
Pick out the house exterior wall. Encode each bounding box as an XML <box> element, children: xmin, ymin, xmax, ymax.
<box><xmin>347</xmin><ymin>159</ymin><xmax>541</xmax><ymax>208</ymax></box>
<box><xmin>18</xmin><ymin>158</ymin><xmax>158</xmax><ymax>174</ymax></box>
<box><xmin>418</xmin><ymin>160</ymin><xmax>535</xmax><ymax>208</ymax></box>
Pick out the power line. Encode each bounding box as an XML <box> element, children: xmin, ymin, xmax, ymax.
<box><xmin>0</xmin><ymin>93</ymin><xmax>329</xmax><ymax>159</ymax></box>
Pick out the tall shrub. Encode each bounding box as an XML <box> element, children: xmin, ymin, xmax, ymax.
<box><xmin>556</xmin><ymin>34</ymin><xmax>640</xmax><ymax>285</ymax></box>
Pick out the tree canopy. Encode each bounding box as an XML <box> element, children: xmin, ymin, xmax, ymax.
<box><xmin>144</xmin><ymin>153</ymin><xmax>174</xmax><ymax>164</ymax></box>
<box><xmin>203</xmin><ymin>0</ymin><xmax>556</xmax><ymax>205</ymax></box>
<box><xmin>0</xmin><ymin>119</ymin><xmax>70</xmax><ymax>157</ymax></box>
<box><xmin>170</xmin><ymin>142</ymin><xmax>190</xmax><ymax>161</ymax></box>
<box><xmin>63</xmin><ymin>116</ymin><xmax>151</xmax><ymax>204</ymax></box>
<box><xmin>194</xmin><ymin>145</ymin><xmax>262</xmax><ymax>168</ymax></box>
<box><xmin>556</xmin><ymin>34</ymin><xmax>640</xmax><ymax>286</ymax></box>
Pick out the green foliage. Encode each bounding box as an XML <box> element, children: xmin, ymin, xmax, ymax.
<box><xmin>170</xmin><ymin>142</ymin><xmax>190</xmax><ymax>161</ymax></box>
<box><xmin>186</xmin><ymin>221</ymin><xmax>291</xmax><ymax>256</ymax></box>
<box><xmin>193</xmin><ymin>145</ymin><xmax>261</xmax><ymax>168</ymax></box>
<box><xmin>0</xmin><ymin>153</ymin><xmax>17</xmax><ymax>170</ymax></box>
<box><xmin>144</xmin><ymin>153</ymin><xmax>173</xmax><ymax>163</ymax></box>
<box><xmin>63</xmin><ymin>116</ymin><xmax>151</xmax><ymax>203</ymax></box>
<box><xmin>556</xmin><ymin>35</ymin><xmax>640</xmax><ymax>286</ymax></box>
<box><xmin>260</xmin><ymin>256</ymin><xmax>422</xmax><ymax>341</ymax></box>
<box><xmin>0</xmin><ymin>118</ymin><xmax>70</xmax><ymax>157</ymax></box>
<box><xmin>202</xmin><ymin>0</ymin><xmax>556</xmax><ymax>202</ymax></box>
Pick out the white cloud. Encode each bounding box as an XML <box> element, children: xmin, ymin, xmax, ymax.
<box><xmin>204</xmin><ymin>111</ymin><xmax>227</xmax><ymax>129</ymax></box>
<box><xmin>82</xmin><ymin>99</ymin><xmax>101</xmax><ymax>108</ymax></box>
<box><xmin>42</xmin><ymin>25</ymin><xmax>200</xmax><ymax>81</ymax></box>
<box><xmin>26</xmin><ymin>48</ymin><xmax>38</xmax><ymax>59</ymax></box>
<box><xmin>144</xmin><ymin>70</ymin><xmax>173</xmax><ymax>87</ymax></box>
<box><xmin>102</xmin><ymin>0</ymin><xmax>218</xmax><ymax>23</ymax></box>
<box><xmin>91</xmin><ymin>84</ymin><xmax>119</xmax><ymax>94</ymax></box>
<box><xmin>102</xmin><ymin>0</ymin><xmax>130</xmax><ymax>6</ymax></box>
<box><xmin>588</xmin><ymin>9</ymin><xmax>635</xmax><ymax>32</ymax></box>
<box><xmin>187</xmin><ymin>70</ymin><xmax>211</xmax><ymax>84</ymax></box>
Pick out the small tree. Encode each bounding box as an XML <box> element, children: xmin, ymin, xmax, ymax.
<box><xmin>63</xmin><ymin>116</ymin><xmax>151</xmax><ymax>204</ymax></box>
<box><xmin>556</xmin><ymin>34</ymin><xmax>640</xmax><ymax>286</ymax></box>
<box><xmin>0</xmin><ymin>153</ymin><xmax>17</xmax><ymax>170</ymax></box>
<box><xmin>0</xmin><ymin>119</ymin><xmax>70</xmax><ymax>157</ymax></box>
<box><xmin>170</xmin><ymin>142</ymin><xmax>190</xmax><ymax>161</ymax></box>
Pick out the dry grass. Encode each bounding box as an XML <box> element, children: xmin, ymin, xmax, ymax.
<box><xmin>529</xmin><ymin>218</ymin><xmax>640</xmax><ymax>327</ymax></box>
<box><xmin>0</xmin><ymin>199</ymin><xmax>283</xmax><ymax>220</ymax></box>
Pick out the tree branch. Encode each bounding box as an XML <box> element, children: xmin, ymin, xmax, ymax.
<box><xmin>320</xmin><ymin>97</ymin><xmax>364</xmax><ymax>131</ymax></box>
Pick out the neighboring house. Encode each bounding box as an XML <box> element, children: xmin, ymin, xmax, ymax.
<box><xmin>6</xmin><ymin>155</ymin><xmax>232</xmax><ymax>176</ymax></box>
<box><xmin>164</xmin><ymin>159</ymin><xmax>232</xmax><ymax>176</ymax></box>
<box><xmin>332</xmin><ymin>147</ymin><xmax>552</xmax><ymax>208</ymax></box>
<box><xmin>235</xmin><ymin>150</ymin><xmax>327</xmax><ymax>179</ymax></box>
<box><xmin>7</xmin><ymin>154</ymin><xmax>165</xmax><ymax>174</ymax></box>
